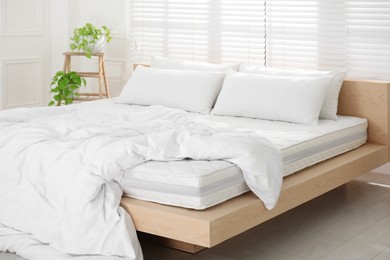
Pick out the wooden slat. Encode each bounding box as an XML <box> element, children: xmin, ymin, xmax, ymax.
<box><xmin>63</xmin><ymin>51</ymin><xmax>104</xmax><ymax>57</ymax></box>
<box><xmin>78</xmin><ymin>93</ymin><xmax>102</xmax><ymax>97</ymax></box>
<box><xmin>77</xmin><ymin>72</ymin><xmax>100</xmax><ymax>78</ymax></box>
<box><xmin>73</xmin><ymin>97</ymin><xmax>101</xmax><ymax>101</ymax></box>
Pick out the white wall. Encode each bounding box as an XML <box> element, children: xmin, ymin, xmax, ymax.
<box><xmin>0</xmin><ymin>0</ymin><xmax>131</xmax><ymax>110</ymax></box>
<box><xmin>50</xmin><ymin>1</ymin><xmax>70</xmax><ymax>78</ymax></box>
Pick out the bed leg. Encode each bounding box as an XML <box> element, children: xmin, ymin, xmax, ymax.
<box><xmin>138</xmin><ymin>232</ymin><xmax>206</xmax><ymax>253</ymax></box>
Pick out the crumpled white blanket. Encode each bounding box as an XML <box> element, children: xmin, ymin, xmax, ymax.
<box><xmin>0</xmin><ymin>101</ymin><xmax>282</xmax><ymax>260</ymax></box>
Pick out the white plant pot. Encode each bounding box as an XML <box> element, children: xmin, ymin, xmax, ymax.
<box><xmin>91</xmin><ymin>35</ymin><xmax>107</xmax><ymax>53</ymax></box>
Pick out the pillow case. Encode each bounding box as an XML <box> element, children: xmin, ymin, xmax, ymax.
<box><xmin>239</xmin><ymin>65</ymin><xmax>346</xmax><ymax>120</ymax></box>
<box><xmin>211</xmin><ymin>71</ymin><xmax>333</xmax><ymax>126</ymax></box>
<box><xmin>151</xmin><ymin>56</ymin><xmax>239</xmax><ymax>72</ymax></box>
<box><xmin>117</xmin><ymin>66</ymin><xmax>225</xmax><ymax>114</ymax></box>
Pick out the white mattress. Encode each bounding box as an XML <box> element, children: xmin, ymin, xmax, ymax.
<box><xmin>121</xmin><ymin>115</ymin><xmax>367</xmax><ymax>209</ymax></box>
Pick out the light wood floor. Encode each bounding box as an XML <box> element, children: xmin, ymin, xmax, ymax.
<box><xmin>2</xmin><ymin>171</ymin><xmax>390</xmax><ymax>260</ymax></box>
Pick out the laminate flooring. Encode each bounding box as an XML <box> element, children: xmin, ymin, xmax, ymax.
<box><xmin>1</xmin><ymin>171</ymin><xmax>390</xmax><ymax>260</ymax></box>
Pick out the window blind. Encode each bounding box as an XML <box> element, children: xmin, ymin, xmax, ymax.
<box><xmin>346</xmin><ymin>1</ymin><xmax>390</xmax><ymax>80</ymax></box>
<box><xmin>132</xmin><ymin>1</ymin><xmax>210</xmax><ymax>61</ymax></box>
<box><xmin>130</xmin><ymin>1</ymin><xmax>390</xmax><ymax>81</ymax></box>
<box><xmin>265</xmin><ymin>1</ymin><xmax>346</xmax><ymax>71</ymax></box>
<box><xmin>219</xmin><ymin>1</ymin><xmax>266</xmax><ymax>64</ymax></box>
<box><xmin>130</xmin><ymin>0</ymin><xmax>266</xmax><ymax>65</ymax></box>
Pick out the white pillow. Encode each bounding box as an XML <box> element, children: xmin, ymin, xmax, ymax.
<box><xmin>239</xmin><ymin>65</ymin><xmax>346</xmax><ymax>120</ymax></box>
<box><xmin>151</xmin><ymin>56</ymin><xmax>239</xmax><ymax>72</ymax></box>
<box><xmin>211</xmin><ymin>71</ymin><xmax>333</xmax><ymax>126</ymax></box>
<box><xmin>117</xmin><ymin>66</ymin><xmax>225</xmax><ymax>114</ymax></box>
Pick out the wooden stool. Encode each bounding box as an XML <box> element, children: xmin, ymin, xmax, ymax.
<box><xmin>63</xmin><ymin>52</ymin><xmax>110</xmax><ymax>101</ymax></box>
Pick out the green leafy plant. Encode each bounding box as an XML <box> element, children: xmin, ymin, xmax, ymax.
<box><xmin>49</xmin><ymin>71</ymin><xmax>87</xmax><ymax>106</ymax></box>
<box><xmin>70</xmin><ymin>23</ymin><xmax>112</xmax><ymax>58</ymax></box>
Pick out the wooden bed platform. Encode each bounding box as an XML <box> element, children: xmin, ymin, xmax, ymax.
<box><xmin>120</xmin><ymin>79</ymin><xmax>390</xmax><ymax>253</ymax></box>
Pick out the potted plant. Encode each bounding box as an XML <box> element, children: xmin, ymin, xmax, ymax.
<box><xmin>70</xmin><ymin>23</ymin><xmax>112</xmax><ymax>58</ymax></box>
<box><xmin>48</xmin><ymin>71</ymin><xmax>87</xmax><ymax>106</ymax></box>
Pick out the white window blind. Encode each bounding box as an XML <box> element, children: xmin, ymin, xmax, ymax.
<box><xmin>130</xmin><ymin>0</ymin><xmax>266</xmax><ymax>65</ymax></box>
<box><xmin>130</xmin><ymin>1</ymin><xmax>390</xmax><ymax>81</ymax></box>
<box><xmin>265</xmin><ymin>1</ymin><xmax>346</xmax><ymax>71</ymax></box>
<box><xmin>131</xmin><ymin>0</ymin><xmax>210</xmax><ymax>62</ymax></box>
<box><xmin>346</xmin><ymin>1</ymin><xmax>390</xmax><ymax>80</ymax></box>
<box><xmin>219</xmin><ymin>1</ymin><xmax>266</xmax><ymax>64</ymax></box>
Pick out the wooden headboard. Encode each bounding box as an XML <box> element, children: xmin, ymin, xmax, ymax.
<box><xmin>338</xmin><ymin>80</ymin><xmax>390</xmax><ymax>154</ymax></box>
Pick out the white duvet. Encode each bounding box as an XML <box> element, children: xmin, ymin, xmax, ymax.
<box><xmin>0</xmin><ymin>101</ymin><xmax>282</xmax><ymax>259</ymax></box>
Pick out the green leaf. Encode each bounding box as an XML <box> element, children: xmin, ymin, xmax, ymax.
<box><xmin>73</xmin><ymin>77</ymin><xmax>81</xmax><ymax>84</ymax></box>
<box><xmin>54</xmin><ymin>71</ymin><xmax>64</xmax><ymax>77</ymax></box>
<box><xmin>70</xmin><ymin>43</ymin><xmax>77</xmax><ymax>50</ymax></box>
<box><xmin>79</xmin><ymin>43</ymin><xmax>86</xmax><ymax>51</ymax></box>
<box><xmin>69</xmin><ymin>71</ymin><xmax>78</xmax><ymax>79</ymax></box>
<box><xmin>58</xmin><ymin>78</ymin><xmax>70</xmax><ymax>89</ymax></box>
<box><xmin>48</xmin><ymin>101</ymin><xmax>55</xmax><ymax>106</ymax></box>
<box><xmin>50</xmin><ymin>87</ymin><xmax>60</xmax><ymax>93</ymax></box>
<box><xmin>64</xmin><ymin>89</ymin><xmax>71</xmax><ymax>97</ymax></box>
<box><xmin>65</xmin><ymin>98</ymin><xmax>73</xmax><ymax>105</ymax></box>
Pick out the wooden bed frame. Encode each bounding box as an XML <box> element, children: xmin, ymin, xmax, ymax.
<box><xmin>120</xmin><ymin>79</ymin><xmax>390</xmax><ymax>253</ymax></box>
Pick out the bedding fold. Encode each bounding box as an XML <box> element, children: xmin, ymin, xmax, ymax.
<box><xmin>0</xmin><ymin>101</ymin><xmax>282</xmax><ymax>259</ymax></box>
